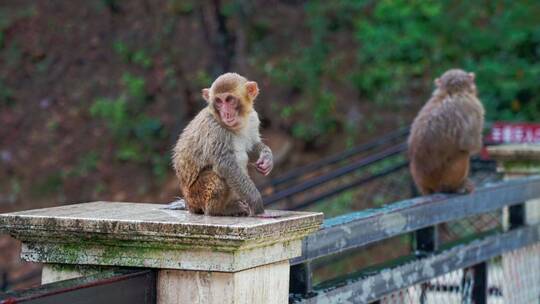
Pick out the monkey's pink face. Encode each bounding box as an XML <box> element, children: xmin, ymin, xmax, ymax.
<box><xmin>214</xmin><ymin>94</ymin><xmax>241</xmax><ymax>128</ymax></box>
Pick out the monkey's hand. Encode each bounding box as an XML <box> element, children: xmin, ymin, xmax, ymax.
<box><xmin>255</xmin><ymin>148</ymin><xmax>273</xmax><ymax>176</ymax></box>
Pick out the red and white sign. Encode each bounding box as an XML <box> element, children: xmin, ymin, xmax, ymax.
<box><xmin>487</xmin><ymin>122</ymin><xmax>540</xmax><ymax>144</ymax></box>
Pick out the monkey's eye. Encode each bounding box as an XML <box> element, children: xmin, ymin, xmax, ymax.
<box><xmin>225</xmin><ymin>96</ymin><xmax>235</xmax><ymax>103</ymax></box>
<box><xmin>215</xmin><ymin>98</ymin><xmax>223</xmax><ymax>104</ymax></box>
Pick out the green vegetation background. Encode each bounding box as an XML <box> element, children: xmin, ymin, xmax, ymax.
<box><xmin>0</xmin><ymin>0</ymin><xmax>539</xmax><ymax>206</ymax></box>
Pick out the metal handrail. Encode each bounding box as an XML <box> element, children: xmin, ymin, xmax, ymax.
<box><xmin>292</xmin><ymin>175</ymin><xmax>540</xmax><ymax>265</ymax></box>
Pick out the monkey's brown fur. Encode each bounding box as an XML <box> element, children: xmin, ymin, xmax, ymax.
<box><xmin>408</xmin><ymin>69</ymin><xmax>485</xmax><ymax>195</ymax></box>
<box><xmin>173</xmin><ymin>73</ymin><xmax>272</xmax><ymax>216</ymax></box>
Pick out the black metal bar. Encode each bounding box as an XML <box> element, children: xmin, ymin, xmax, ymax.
<box><xmin>0</xmin><ymin>271</ymin><xmax>6</xmax><ymax>292</ymax></box>
<box><xmin>414</xmin><ymin>221</ymin><xmax>438</xmax><ymax>303</ymax></box>
<box><xmin>470</xmin><ymin>262</ymin><xmax>487</xmax><ymax>304</ymax></box>
<box><xmin>414</xmin><ymin>226</ymin><xmax>438</xmax><ymax>253</ymax></box>
<box><xmin>291</xmin><ymin>162</ymin><xmax>408</xmax><ymax>210</ymax></box>
<box><xmin>0</xmin><ymin>269</ymin><xmax>156</xmax><ymax>304</ymax></box>
<box><xmin>291</xmin><ymin>176</ymin><xmax>540</xmax><ymax>265</ymax></box>
<box><xmin>5</xmin><ymin>270</ymin><xmax>41</xmax><ymax>290</ymax></box>
<box><xmin>509</xmin><ymin>203</ymin><xmax>525</xmax><ymax>230</ymax></box>
<box><xmin>289</xmin><ymin>262</ymin><xmax>313</xmax><ymax>296</ymax></box>
<box><xmin>470</xmin><ymin>158</ymin><xmax>497</xmax><ymax>172</ymax></box>
<box><xmin>264</xmin><ymin>143</ymin><xmax>407</xmax><ymax>205</ymax></box>
<box><xmin>292</xmin><ymin>224</ymin><xmax>540</xmax><ymax>303</ymax></box>
<box><xmin>261</xmin><ymin>127</ymin><xmax>410</xmax><ymax>189</ymax></box>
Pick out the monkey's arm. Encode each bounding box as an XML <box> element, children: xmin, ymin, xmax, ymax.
<box><xmin>456</xmin><ymin>99</ymin><xmax>484</xmax><ymax>153</ymax></box>
<box><xmin>214</xmin><ymin>153</ymin><xmax>264</xmax><ymax>214</ymax></box>
<box><xmin>249</xmin><ymin>142</ymin><xmax>273</xmax><ymax>176</ymax></box>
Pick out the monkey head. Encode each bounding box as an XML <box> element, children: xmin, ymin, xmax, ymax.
<box><xmin>435</xmin><ymin>69</ymin><xmax>477</xmax><ymax>95</ymax></box>
<box><xmin>202</xmin><ymin>73</ymin><xmax>259</xmax><ymax>131</ymax></box>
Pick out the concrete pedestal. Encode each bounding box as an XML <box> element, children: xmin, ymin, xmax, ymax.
<box><xmin>488</xmin><ymin>144</ymin><xmax>540</xmax><ymax>227</ymax></box>
<box><xmin>0</xmin><ymin>202</ymin><xmax>323</xmax><ymax>304</ymax></box>
<box><xmin>158</xmin><ymin>261</ymin><xmax>290</xmax><ymax>304</ymax></box>
<box><xmin>487</xmin><ymin>144</ymin><xmax>540</xmax><ymax>303</ymax></box>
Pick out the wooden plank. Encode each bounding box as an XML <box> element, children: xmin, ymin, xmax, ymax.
<box><xmin>291</xmin><ymin>176</ymin><xmax>540</xmax><ymax>265</ymax></box>
<box><xmin>292</xmin><ymin>224</ymin><xmax>540</xmax><ymax>303</ymax></box>
<box><xmin>0</xmin><ymin>269</ymin><xmax>156</xmax><ymax>304</ymax></box>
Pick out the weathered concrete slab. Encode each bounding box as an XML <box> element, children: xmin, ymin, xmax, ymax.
<box><xmin>0</xmin><ymin>202</ymin><xmax>323</xmax><ymax>272</ymax></box>
<box><xmin>488</xmin><ymin>144</ymin><xmax>540</xmax><ymax>161</ymax></box>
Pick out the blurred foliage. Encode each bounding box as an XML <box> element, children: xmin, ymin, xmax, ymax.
<box><xmin>261</xmin><ymin>0</ymin><xmax>540</xmax><ymax>141</ymax></box>
<box><xmin>309</xmin><ymin>191</ymin><xmax>355</xmax><ymax>218</ymax></box>
<box><xmin>264</xmin><ymin>2</ymin><xmax>339</xmax><ymax>143</ymax></box>
<box><xmin>90</xmin><ymin>69</ymin><xmax>168</xmax><ymax>180</ymax></box>
<box><xmin>0</xmin><ymin>79</ymin><xmax>14</xmax><ymax>106</ymax></box>
<box><xmin>1</xmin><ymin>0</ymin><xmax>539</xmax><ymax>204</ymax></box>
<box><xmin>113</xmin><ymin>41</ymin><xmax>153</xmax><ymax>69</ymax></box>
<box><xmin>353</xmin><ymin>0</ymin><xmax>540</xmax><ymax>121</ymax></box>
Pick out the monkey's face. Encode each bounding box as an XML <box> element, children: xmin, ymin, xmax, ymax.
<box><xmin>202</xmin><ymin>73</ymin><xmax>260</xmax><ymax>131</ymax></box>
<box><xmin>213</xmin><ymin>93</ymin><xmax>242</xmax><ymax>128</ymax></box>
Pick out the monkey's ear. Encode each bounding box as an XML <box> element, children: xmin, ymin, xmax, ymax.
<box><xmin>202</xmin><ymin>88</ymin><xmax>210</xmax><ymax>102</ymax></box>
<box><xmin>434</xmin><ymin>78</ymin><xmax>441</xmax><ymax>87</ymax></box>
<box><xmin>468</xmin><ymin>72</ymin><xmax>475</xmax><ymax>81</ymax></box>
<box><xmin>245</xmin><ymin>81</ymin><xmax>259</xmax><ymax>100</ymax></box>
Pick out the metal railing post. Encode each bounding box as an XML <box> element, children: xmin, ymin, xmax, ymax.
<box><xmin>289</xmin><ymin>262</ymin><xmax>313</xmax><ymax>296</ymax></box>
<box><xmin>414</xmin><ymin>225</ymin><xmax>438</xmax><ymax>303</ymax></box>
<box><xmin>470</xmin><ymin>262</ymin><xmax>487</xmax><ymax>304</ymax></box>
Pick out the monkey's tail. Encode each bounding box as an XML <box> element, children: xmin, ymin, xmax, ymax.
<box><xmin>162</xmin><ymin>198</ymin><xmax>187</xmax><ymax>210</ymax></box>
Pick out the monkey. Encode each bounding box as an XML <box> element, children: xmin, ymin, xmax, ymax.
<box><xmin>408</xmin><ymin>69</ymin><xmax>485</xmax><ymax>195</ymax></box>
<box><xmin>172</xmin><ymin>73</ymin><xmax>273</xmax><ymax>216</ymax></box>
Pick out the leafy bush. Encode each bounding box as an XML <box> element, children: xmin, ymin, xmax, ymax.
<box><xmin>113</xmin><ymin>41</ymin><xmax>153</xmax><ymax>69</ymax></box>
<box><xmin>0</xmin><ymin>79</ymin><xmax>14</xmax><ymax>106</ymax></box>
<box><xmin>353</xmin><ymin>0</ymin><xmax>540</xmax><ymax>121</ymax></box>
<box><xmin>263</xmin><ymin>2</ymin><xmax>339</xmax><ymax>143</ymax></box>
<box><xmin>90</xmin><ymin>72</ymin><xmax>167</xmax><ymax>178</ymax></box>
<box><xmin>261</xmin><ymin>0</ymin><xmax>540</xmax><ymax>143</ymax></box>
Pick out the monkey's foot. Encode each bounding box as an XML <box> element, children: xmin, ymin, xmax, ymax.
<box><xmin>230</xmin><ymin>200</ymin><xmax>251</xmax><ymax>217</ymax></box>
<box><xmin>206</xmin><ymin>200</ymin><xmax>251</xmax><ymax>217</ymax></box>
<box><xmin>457</xmin><ymin>179</ymin><xmax>475</xmax><ymax>194</ymax></box>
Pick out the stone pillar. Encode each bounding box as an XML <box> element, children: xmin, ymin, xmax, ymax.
<box><xmin>487</xmin><ymin>144</ymin><xmax>540</xmax><ymax>303</ymax></box>
<box><xmin>0</xmin><ymin>202</ymin><xmax>322</xmax><ymax>304</ymax></box>
<box><xmin>488</xmin><ymin>144</ymin><xmax>540</xmax><ymax>226</ymax></box>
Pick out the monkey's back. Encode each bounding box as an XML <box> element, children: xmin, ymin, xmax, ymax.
<box><xmin>172</xmin><ymin>108</ymin><xmax>232</xmax><ymax>191</ymax></box>
<box><xmin>408</xmin><ymin>94</ymin><xmax>484</xmax><ymax>193</ymax></box>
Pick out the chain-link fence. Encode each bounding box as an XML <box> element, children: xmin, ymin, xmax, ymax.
<box><xmin>379</xmin><ymin>244</ymin><xmax>540</xmax><ymax>304</ymax></box>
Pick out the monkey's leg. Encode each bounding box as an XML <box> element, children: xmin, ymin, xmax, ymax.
<box><xmin>186</xmin><ymin>170</ymin><xmax>222</xmax><ymax>215</ymax></box>
<box><xmin>186</xmin><ymin>202</ymin><xmax>204</xmax><ymax>214</ymax></box>
<box><xmin>410</xmin><ymin>163</ymin><xmax>437</xmax><ymax>195</ymax></box>
<box><xmin>204</xmin><ymin>174</ymin><xmax>250</xmax><ymax>216</ymax></box>
<box><xmin>207</xmin><ymin>199</ymin><xmax>251</xmax><ymax>217</ymax></box>
<box><xmin>191</xmin><ymin>170</ymin><xmax>251</xmax><ymax>216</ymax></box>
<box><xmin>440</xmin><ymin>153</ymin><xmax>473</xmax><ymax>194</ymax></box>
<box><xmin>457</xmin><ymin>178</ymin><xmax>475</xmax><ymax>194</ymax></box>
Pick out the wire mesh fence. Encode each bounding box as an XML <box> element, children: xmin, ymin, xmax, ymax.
<box><xmin>378</xmin><ymin>244</ymin><xmax>540</xmax><ymax>304</ymax></box>
<box><xmin>379</xmin><ymin>269</ymin><xmax>482</xmax><ymax>304</ymax></box>
<box><xmin>439</xmin><ymin>163</ymin><xmax>503</xmax><ymax>244</ymax></box>
<box><xmin>304</xmin><ymin>161</ymin><xmax>412</xmax><ymax>218</ymax></box>
<box><xmin>496</xmin><ymin>243</ymin><xmax>540</xmax><ymax>303</ymax></box>
<box><xmin>293</xmin><ymin>157</ymin><xmax>505</xmax><ymax>294</ymax></box>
